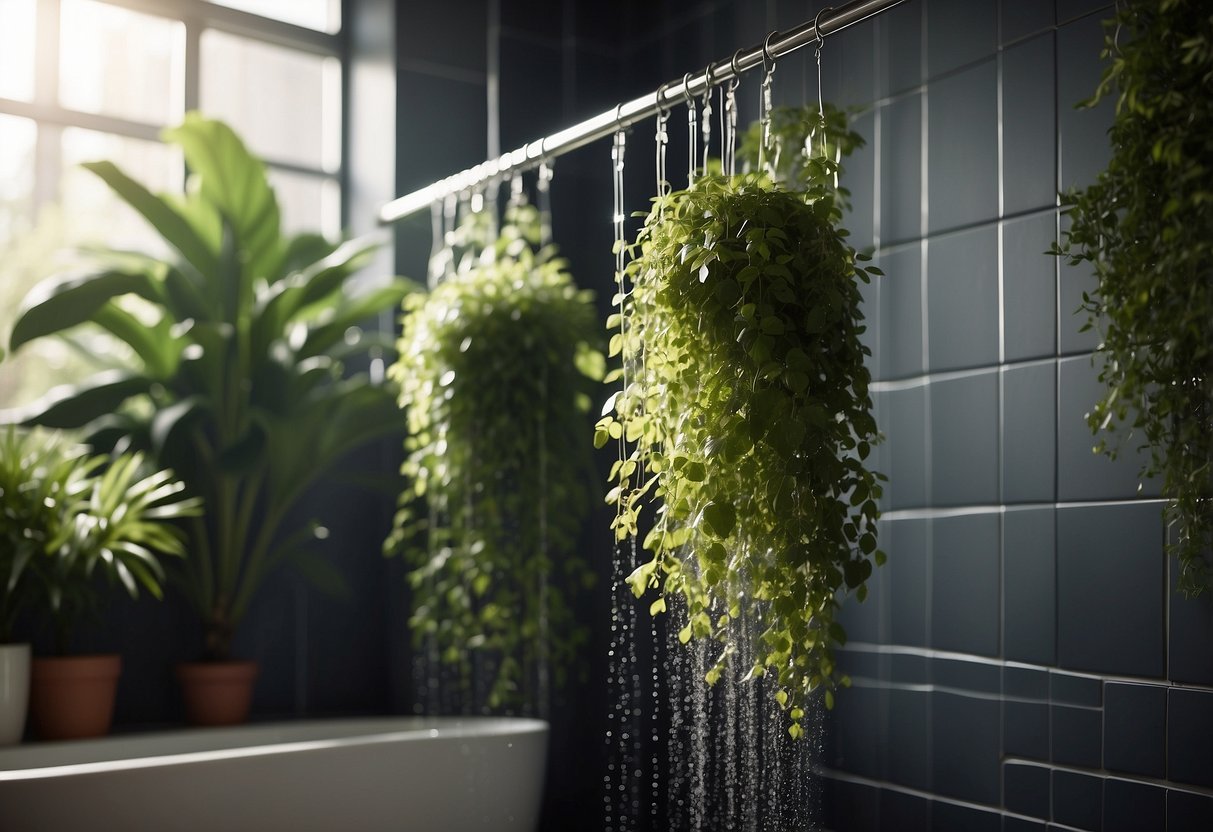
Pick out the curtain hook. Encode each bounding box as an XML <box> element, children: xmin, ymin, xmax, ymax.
<box><xmin>614</xmin><ymin>102</ymin><xmax>626</xmax><ymax>133</ymax></box>
<box><xmin>703</xmin><ymin>62</ymin><xmax>715</xmax><ymax>92</ymax></box>
<box><xmin>812</xmin><ymin>7</ymin><xmax>832</xmax><ymax>48</ymax></box>
<box><xmin>682</xmin><ymin>72</ymin><xmax>696</xmax><ymax>106</ymax></box>
<box><xmin>762</xmin><ymin>30</ymin><xmax>778</xmax><ymax>75</ymax></box>
<box><xmin>655</xmin><ymin>81</ymin><xmax>672</xmax><ymax>119</ymax></box>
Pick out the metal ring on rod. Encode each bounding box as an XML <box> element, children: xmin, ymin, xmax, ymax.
<box><xmin>654</xmin><ymin>81</ymin><xmax>672</xmax><ymax>118</ymax></box>
<box><xmin>761</xmin><ymin>30</ymin><xmax>778</xmax><ymax>74</ymax></box>
<box><xmin>614</xmin><ymin>102</ymin><xmax>626</xmax><ymax>132</ymax></box>
<box><xmin>730</xmin><ymin>47</ymin><xmax>745</xmax><ymax>80</ymax></box>
<box><xmin>812</xmin><ymin>6</ymin><xmax>834</xmax><ymax>46</ymax></box>
<box><xmin>682</xmin><ymin>72</ymin><xmax>695</xmax><ymax>105</ymax></box>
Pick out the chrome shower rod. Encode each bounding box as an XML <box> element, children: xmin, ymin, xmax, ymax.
<box><xmin>379</xmin><ymin>0</ymin><xmax>905</xmax><ymax>224</ymax></box>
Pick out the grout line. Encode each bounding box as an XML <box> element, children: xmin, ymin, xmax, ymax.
<box><xmin>847</xmin><ymin>675</ymin><xmax>1092</xmax><ymax>708</ymax></box>
<box><xmin>871</xmin><ymin>349</ymin><xmax>1055</xmax><ymax>390</ymax></box>
<box><xmin>840</xmin><ymin>641</ymin><xmax>1213</xmax><ymax>695</ymax></box>
<box><xmin>881</xmin><ymin>202</ymin><xmax>1058</xmax><ymax>252</ymax></box>
<box><xmin>878</xmin><ymin>498</ymin><xmax>1166</xmax><ymax>523</ymax></box>
<box><xmin>396</xmin><ymin>58</ymin><xmax>487</xmax><ymax>86</ymax></box>
<box><xmin>1005</xmin><ymin>758</ymin><xmax>1213</xmax><ymax>800</ymax></box>
<box><xmin>849</xmin><ymin>3</ymin><xmax>1118</xmax><ymax>117</ymax></box>
<box><xmin>817</xmin><ymin>766</ymin><xmax>1094</xmax><ymax>830</ymax></box>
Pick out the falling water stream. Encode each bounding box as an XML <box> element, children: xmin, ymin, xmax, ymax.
<box><xmin>605</xmin><ymin>585</ymin><xmax>823</xmax><ymax>831</ymax></box>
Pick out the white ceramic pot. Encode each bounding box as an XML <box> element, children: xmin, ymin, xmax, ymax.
<box><xmin>0</xmin><ymin>643</ymin><xmax>30</xmax><ymax>745</ymax></box>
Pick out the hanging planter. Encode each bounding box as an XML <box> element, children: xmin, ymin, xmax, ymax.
<box><xmin>385</xmin><ymin>205</ymin><xmax>604</xmax><ymax>712</ymax></box>
<box><xmin>1056</xmin><ymin>0</ymin><xmax>1212</xmax><ymax>594</ymax></box>
<box><xmin>597</xmin><ymin>110</ymin><xmax>884</xmax><ymax>736</ymax></box>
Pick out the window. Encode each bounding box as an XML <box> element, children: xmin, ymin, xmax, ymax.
<box><xmin>0</xmin><ymin>0</ymin><xmax>344</xmax><ymax>408</ymax></box>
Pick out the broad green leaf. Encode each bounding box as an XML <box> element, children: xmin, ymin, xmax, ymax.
<box><xmin>10</xmin><ymin>269</ymin><xmax>159</xmax><ymax>352</ymax></box>
<box><xmin>298</xmin><ymin>280</ymin><xmax>418</xmax><ymax>359</ymax></box>
<box><xmin>5</xmin><ymin>371</ymin><xmax>153</xmax><ymax>429</ymax></box>
<box><xmin>164</xmin><ymin>113</ymin><xmax>282</xmax><ymax>281</ymax></box>
<box><xmin>82</xmin><ymin>160</ymin><xmax>218</xmax><ymax>277</ymax></box>
<box><xmin>92</xmin><ymin>303</ymin><xmax>179</xmax><ymax>379</ymax></box>
<box><xmin>702</xmin><ymin>501</ymin><xmax>736</xmax><ymax>539</ymax></box>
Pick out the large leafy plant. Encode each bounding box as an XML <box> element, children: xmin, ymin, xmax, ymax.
<box><xmin>5</xmin><ymin>114</ymin><xmax>415</xmax><ymax>659</ymax></box>
<box><xmin>385</xmin><ymin>205</ymin><xmax>602</xmax><ymax>712</ymax></box>
<box><xmin>1057</xmin><ymin>0</ymin><xmax>1212</xmax><ymax>594</ymax></box>
<box><xmin>596</xmin><ymin>111</ymin><xmax>883</xmax><ymax>736</ymax></box>
<box><xmin>0</xmin><ymin>428</ymin><xmax>199</xmax><ymax>652</ymax></box>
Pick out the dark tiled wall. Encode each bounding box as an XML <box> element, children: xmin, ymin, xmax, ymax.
<box><xmin>391</xmin><ymin>0</ymin><xmax>1213</xmax><ymax>829</ymax></box>
<box><xmin>811</xmin><ymin>0</ymin><xmax>1213</xmax><ymax>829</ymax></box>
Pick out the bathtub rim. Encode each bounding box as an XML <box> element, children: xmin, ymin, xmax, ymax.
<box><xmin>0</xmin><ymin>715</ymin><xmax>549</xmax><ymax>781</ymax></box>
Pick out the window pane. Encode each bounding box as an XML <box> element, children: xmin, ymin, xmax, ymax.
<box><xmin>0</xmin><ymin>0</ymin><xmax>36</xmax><ymax>101</ymax></box>
<box><xmin>209</xmin><ymin>0</ymin><xmax>340</xmax><ymax>33</ymax></box>
<box><xmin>61</xmin><ymin>128</ymin><xmax>183</xmax><ymax>253</ymax></box>
<box><xmin>268</xmin><ymin>168</ymin><xmax>340</xmax><ymax>238</ymax></box>
<box><xmin>59</xmin><ymin>0</ymin><xmax>185</xmax><ymax>125</ymax></box>
<box><xmin>0</xmin><ymin>114</ymin><xmax>36</xmax><ymax>244</ymax></box>
<box><xmin>200</xmin><ymin>30</ymin><xmax>340</xmax><ymax>172</ymax></box>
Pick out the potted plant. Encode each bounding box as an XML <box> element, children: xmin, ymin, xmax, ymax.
<box><xmin>4</xmin><ymin>114</ymin><xmax>417</xmax><ymax>724</ymax></box>
<box><xmin>1056</xmin><ymin>0</ymin><xmax>1212</xmax><ymax>595</ymax></box>
<box><xmin>0</xmin><ymin>427</ymin><xmax>198</xmax><ymax>740</ymax></box>
<box><xmin>384</xmin><ymin>204</ymin><xmax>603</xmax><ymax>714</ymax></box>
<box><xmin>595</xmin><ymin>106</ymin><xmax>884</xmax><ymax>737</ymax></box>
<box><xmin>0</xmin><ymin>426</ymin><xmax>51</xmax><ymax>744</ymax></box>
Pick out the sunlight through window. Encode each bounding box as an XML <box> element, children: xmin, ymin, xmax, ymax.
<box><xmin>0</xmin><ymin>0</ymin><xmax>36</xmax><ymax>102</ymax></box>
<box><xmin>59</xmin><ymin>0</ymin><xmax>185</xmax><ymax>125</ymax></box>
<box><xmin>209</xmin><ymin>0</ymin><xmax>340</xmax><ymax>33</ymax></box>
<box><xmin>201</xmin><ymin>30</ymin><xmax>341</xmax><ymax>172</ymax></box>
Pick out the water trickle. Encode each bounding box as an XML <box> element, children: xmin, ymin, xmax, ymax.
<box><xmin>689</xmin><ymin>638</ymin><xmax>708</xmax><ymax>832</ymax></box>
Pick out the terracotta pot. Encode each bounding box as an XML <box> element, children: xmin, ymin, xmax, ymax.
<box><xmin>29</xmin><ymin>654</ymin><xmax>121</xmax><ymax>740</ymax></box>
<box><xmin>0</xmin><ymin>643</ymin><xmax>30</xmax><ymax>745</ymax></box>
<box><xmin>177</xmin><ymin>660</ymin><xmax>258</xmax><ymax>726</ymax></box>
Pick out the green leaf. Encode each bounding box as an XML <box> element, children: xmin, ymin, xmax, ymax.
<box><xmin>4</xmin><ymin>371</ymin><xmax>153</xmax><ymax>429</ymax></box>
<box><xmin>702</xmin><ymin>501</ymin><xmax>736</xmax><ymax>539</ymax></box>
<box><xmin>163</xmin><ymin>113</ymin><xmax>282</xmax><ymax>281</ymax></box>
<box><xmin>299</xmin><ymin>280</ymin><xmax>418</xmax><ymax>359</ymax></box>
<box><xmin>82</xmin><ymin>160</ymin><xmax>219</xmax><ymax>278</ymax></box>
<box><xmin>9</xmin><ymin>269</ymin><xmax>159</xmax><ymax>352</ymax></box>
<box><xmin>91</xmin><ymin>303</ymin><xmax>179</xmax><ymax>378</ymax></box>
<box><xmin>626</xmin><ymin>560</ymin><xmax>657</xmax><ymax>599</ymax></box>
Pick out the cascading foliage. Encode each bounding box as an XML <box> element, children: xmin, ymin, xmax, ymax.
<box><xmin>1056</xmin><ymin>0</ymin><xmax>1212</xmax><ymax>595</ymax></box>
<box><xmin>596</xmin><ymin>107</ymin><xmax>884</xmax><ymax>736</ymax></box>
<box><xmin>386</xmin><ymin>205</ymin><xmax>604</xmax><ymax>712</ymax></box>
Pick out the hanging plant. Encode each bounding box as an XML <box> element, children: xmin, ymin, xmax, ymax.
<box><xmin>1056</xmin><ymin>0</ymin><xmax>1212</xmax><ymax>595</ymax></box>
<box><xmin>737</xmin><ymin>103</ymin><xmax>864</xmax><ymax>194</ymax></box>
<box><xmin>597</xmin><ymin>107</ymin><xmax>884</xmax><ymax>736</ymax></box>
<box><xmin>386</xmin><ymin>204</ymin><xmax>604</xmax><ymax>711</ymax></box>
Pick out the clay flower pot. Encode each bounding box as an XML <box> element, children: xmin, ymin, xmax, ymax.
<box><xmin>29</xmin><ymin>654</ymin><xmax>121</xmax><ymax>740</ymax></box>
<box><xmin>0</xmin><ymin>644</ymin><xmax>30</xmax><ymax>745</ymax></box>
<box><xmin>177</xmin><ymin>661</ymin><xmax>258</xmax><ymax>726</ymax></box>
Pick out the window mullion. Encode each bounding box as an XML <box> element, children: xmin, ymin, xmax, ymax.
<box><xmin>184</xmin><ymin>14</ymin><xmax>201</xmax><ymax>113</ymax></box>
<box><xmin>32</xmin><ymin>0</ymin><xmax>62</xmax><ymax>213</ymax></box>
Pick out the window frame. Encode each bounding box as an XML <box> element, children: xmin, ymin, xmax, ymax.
<box><xmin>0</xmin><ymin>0</ymin><xmax>345</xmax><ymax>230</ymax></box>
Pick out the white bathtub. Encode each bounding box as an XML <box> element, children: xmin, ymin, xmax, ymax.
<box><xmin>0</xmin><ymin>716</ymin><xmax>548</xmax><ymax>832</ymax></box>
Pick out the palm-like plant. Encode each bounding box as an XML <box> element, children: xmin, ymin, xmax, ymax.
<box><xmin>4</xmin><ymin>114</ymin><xmax>416</xmax><ymax>660</ymax></box>
<box><xmin>0</xmin><ymin>428</ymin><xmax>199</xmax><ymax>652</ymax></box>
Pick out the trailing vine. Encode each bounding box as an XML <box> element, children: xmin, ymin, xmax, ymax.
<box><xmin>596</xmin><ymin>106</ymin><xmax>884</xmax><ymax>735</ymax></box>
<box><xmin>1056</xmin><ymin>0</ymin><xmax>1212</xmax><ymax>594</ymax></box>
<box><xmin>386</xmin><ymin>204</ymin><xmax>604</xmax><ymax>712</ymax></box>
